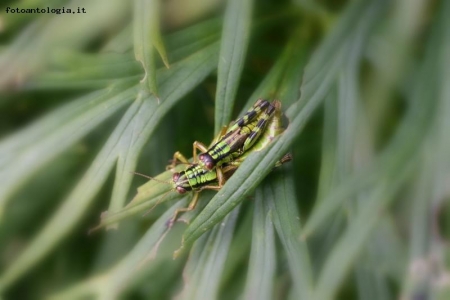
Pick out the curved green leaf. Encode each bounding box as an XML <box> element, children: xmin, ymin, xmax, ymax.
<box><xmin>267</xmin><ymin>171</ymin><xmax>313</xmax><ymax>300</ymax></box>
<box><xmin>0</xmin><ymin>0</ymin><xmax>130</xmax><ymax>90</ymax></box>
<box><xmin>401</xmin><ymin>0</ymin><xmax>450</xmax><ymax>297</ymax></box>
<box><xmin>179</xmin><ymin>0</ymin><xmax>386</xmax><ymax>255</ymax></box>
<box><xmin>313</xmin><ymin>1</ymin><xmax>446</xmax><ymax>297</ymax></box>
<box><xmin>48</xmin><ymin>199</ymin><xmax>188</xmax><ymax>299</ymax></box>
<box><xmin>0</xmin><ymin>82</ymin><xmax>136</xmax><ymax>210</ymax></box>
<box><xmin>214</xmin><ymin>0</ymin><xmax>254</xmax><ymax>132</ymax></box>
<box><xmin>243</xmin><ymin>188</ymin><xmax>276</xmax><ymax>300</ymax></box>
<box><xmin>0</xmin><ymin>42</ymin><xmax>219</xmax><ymax>291</ymax></box>
<box><xmin>177</xmin><ymin>207</ymin><xmax>240</xmax><ymax>300</ymax></box>
<box><xmin>134</xmin><ymin>0</ymin><xmax>168</xmax><ymax>98</ymax></box>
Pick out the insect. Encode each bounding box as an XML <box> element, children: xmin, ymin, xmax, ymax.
<box><xmin>202</xmin><ymin>100</ymin><xmax>279</xmax><ymax>168</ymax></box>
<box><xmin>166</xmin><ymin>162</ymin><xmax>238</xmax><ymax>228</ymax></box>
<box><xmin>165</xmin><ymin>100</ymin><xmax>290</xmax><ymax>227</ymax></box>
<box><xmin>137</xmin><ymin>99</ymin><xmax>291</xmax><ymax>228</ymax></box>
<box><xmin>226</xmin><ymin>100</ymin><xmax>292</xmax><ymax>168</ymax></box>
<box><xmin>167</xmin><ymin>99</ymin><xmax>278</xmax><ymax>171</ymax></box>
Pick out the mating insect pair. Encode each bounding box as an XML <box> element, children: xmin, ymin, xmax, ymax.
<box><xmin>138</xmin><ymin>99</ymin><xmax>290</xmax><ymax>227</ymax></box>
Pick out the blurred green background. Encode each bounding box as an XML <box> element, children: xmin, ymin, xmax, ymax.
<box><xmin>1</xmin><ymin>0</ymin><xmax>449</xmax><ymax>299</ymax></box>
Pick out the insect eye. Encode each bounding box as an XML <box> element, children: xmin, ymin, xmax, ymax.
<box><xmin>173</xmin><ymin>173</ymin><xmax>180</xmax><ymax>182</ymax></box>
<box><xmin>176</xmin><ymin>186</ymin><xmax>187</xmax><ymax>194</ymax></box>
<box><xmin>199</xmin><ymin>153</ymin><xmax>214</xmax><ymax>170</ymax></box>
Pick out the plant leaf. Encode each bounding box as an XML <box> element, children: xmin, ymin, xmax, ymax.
<box><xmin>134</xmin><ymin>0</ymin><xmax>168</xmax><ymax>98</ymax></box>
<box><xmin>214</xmin><ymin>0</ymin><xmax>254</xmax><ymax>133</ymax></box>
<box><xmin>177</xmin><ymin>207</ymin><xmax>240</xmax><ymax>300</ymax></box>
<box><xmin>0</xmin><ymin>82</ymin><xmax>136</xmax><ymax>211</ymax></box>
<box><xmin>267</xmin><ymin>170</ymin><xmax>313</xmax><ymax>300</ymax></box>
<box><xmin>30</xmin><ymin>17</ymin><xmax>221</xmax><ymax>91</ymax></box>
<box><xmin>313</xmin><ymin>1</ymin><xmax>446</xmax><ymax>297</ymax></box>
<box><xmin>0</xmin><ymin>42</ymin><xmax>219</xmax><ymax>291</ymax></box>
<box><xmin>401</xmin><ymin>0</ymin><xmax>450</xmax><ymax>297</ymax></box>
<box><xmin>48</xmin><ymin>199</ymin><xmax>188</xmax><ymax>299</ymax></box>
<box><xmin>243</xmin><ymin>188</ymin><xmax>276</xmax><ymax>300</ymax></box>
<box><xmin>0</xmin><ymin>0</ymin><xmax>130</xmax><ymax>90</ymax></box>
<box><xmin>107</xmin><ymin>42</ymin><xmax>219</xmax><ymax>214</ymax></box>
<box><xmin>178</xmin><ymin>0</ymin><xmax>387</xmax><ymax>255</ymax></box>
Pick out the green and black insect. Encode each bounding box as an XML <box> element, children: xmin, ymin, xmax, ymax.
<box><xmin>167</xmin><ymin>99</ymin><xmax>278</xmax><ymax>171</ymax></box>
<box><xmin>138</xmin><ymin>99</ymin><xmax>291</xmax><ymax>227</ymax></box>
<box><xmin>199</xmin><ymin>99</ymin><xmax>279</xmax><ymax>169</ymax></box>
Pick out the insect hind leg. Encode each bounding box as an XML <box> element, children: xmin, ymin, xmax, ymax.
<box><xmin>166</xmin><ymin>192</ymin><xmax>200</xmax><ymax>228</ymax></box>
<box><xmin>241</xmin><ymin>101</ymin><xmax>277</xmax><ymax>152</ymax></box>
<box><xmin>192</xmin><ymin>141</ymin><xmax>209</xmax><ymax>163</ymax></box>
<box><xmin>227</xmin><ymin>99</ymin><xmax>270</xmax><ymax>133</ymax></box>
<box><xmin>166</xmin><ymin>151</ymin><xmax>190</xmax><ymax>170</ymax></box>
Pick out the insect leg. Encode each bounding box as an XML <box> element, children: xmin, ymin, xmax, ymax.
<box><xmin>216</xmin><ymin>166</ymin><xmax>225</xmax><ymax>186</ymax></box>
<box><xmin>192</xmin><ymin>141</ymin><xmax>209</xmax><ymax>163</ymax></box>
<box><xmin>226</xmin><ymin>99</ymin><xmax>270</xmax><ymax>133</ymax></box>
<box><xmin>167</xmin><ymin>192</ymin><xmax>200</xmax><ymax>228</ymax></box>
<box><xmin>209</xmin><ymin>125</ymin><xmax>229</xmax><ymax>147</ymax></box>
<box><xmin>166</xmin><ymin>151</ymin><xmax>190</xmax><ymax>170</ymax></box>
<box><xmin>239</xmin><ymin>100</ymin><xmax>277</xmax><ymax>153</ymax></box>
<box><xmin>198</xmin><ymin>165</ymin><xmax>228</xmax><ymax>191</ymax></box>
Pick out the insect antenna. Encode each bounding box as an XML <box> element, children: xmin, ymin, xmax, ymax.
<box><xmin>130</xmin><ymin>171</ymin><xmax>172</xmax><ymax>185</ymax></box>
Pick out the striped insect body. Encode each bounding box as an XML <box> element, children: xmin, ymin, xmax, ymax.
<box><xmin>198</xmin><ymin>99</ymin><xmax>278</xmax><ymax>170</ymax></box>
<box><xmin>136</xmin><ymin>99</ymin><xmax>291</xmax><ymax>228</ymax></box>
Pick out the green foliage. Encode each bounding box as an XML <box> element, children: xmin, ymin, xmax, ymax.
<box><xmin>1</xmin><ymin>0</ymin><xmax>449</xmax><ymax>299</ymax></box>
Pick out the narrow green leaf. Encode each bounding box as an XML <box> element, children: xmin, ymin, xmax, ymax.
<box><xmin>313</xmin><ymin>172</ymin><xmax>414</xmax><ymax>300</ymax></box>
<box><xmin>102</xmin><ymin>23</ymin><xmax>133</xmax><ymax>53</ymax></box>
<box><xmin>29</xmin><ymin>51</ymin><xmax>141</xmax><ymax>89</ymax></box>
<box><xmin>274</xmin><ymin>40</ymin><xmax>309</xmax><ymax>107</ymax></box>
<box><xmin>134</xmin><ymin>0</ymin><xmax>168</xmax><ymax>97</ymax></box>
<box><xmin>0</xmin><ymin>43</ymin><xmax>219</xmax><ymax>291</ymax></box>
<box><xmin>179</xmin><ymin>0</ymin><xmax>386</xmax><ymax>254</ymax></box>
<box><xmin>314</xmin><ymin>1</ymin><xmax>445</xmax><ymax>295</ymax></box>
<box><xmin>238</xmin><ymin>31</ymin><xmax>308</xmax><ymax>114</ymax></box>
<box><xmin>31</xmin><ymin>18</ymin><xmax>221</xmax><ymax>91</ymax></box>
<box><xmin>354</xmin><ymin>267</ymin><xmax>392</xmax><ymax>300</ymax></box>
<box><xmin>48</xmin><ymin>199</ymin><xmax>187</xmax><ymax>299</ymax></box>
<box><xmin>338</xmin><ymin>42</ymin><xmax>391</xmax><ymax>298</ymax></box>
<box><xmin>338</xmin><ymin>33</ymin><xmax>389</xmax><ymax>299</ymax></box>
<box><xmin>0</xmin><ymin>83</ymin><xmax>137</xmax><ymax>210</ymax></box>
<box><xmin>238</xmin><ymin>43</ymin><xmax>293</xmax><ymax>112</ymax></box>
<box><xmin>0</xmin><ymin>0</ymin><xmax>129</xmax><ymax>90</ymax></box>
<box><xmin>316</xmin><ymin>86</ymin><xmax>339</xmax><ymax>202</ymax></box>
<box><xmin>214</xmin><ymin>0</ymin><xmax>254</xmax><ymax>133</ymax></box>
<box><xmin>0</xmin><ymin>95</ymin><xmax>140</xmax><ymax>291</ymax></box>
<box><xmin>243</xmin><ymin>188</ymin><xmax>276</xmax><ymax>300</ymax></box>
<box><xmin>177</xmin><ymin>207</ymin><xmax>240</xmax><ymax>300</ymax></box>
<box><xmin>98</xmin><ymin>200</ymin><xmax>187</xmax><ymax>298</ymax></box>
<box><xmin>219</xmin><ymin>207</ymin><xmax>253</xmax><ymax>287</ymax></box>
<box><xmin>47</xmin><ymin>276</ymin><xmax>104</xmax><ymax>300</ymax></box>
<box><xmin>97</xmin><ymin>167</ymin><xmax>183</xmax><ymax>229</ymax></box>
<box><xmin>107</xmin><ymin>42</ymin><xmax>219</xmax><ymax>214</ymax></box>
<box><xmin>165</xmin><ymin>18</ymin><xmax>222</xmax><ymax>63</ymax></box>
<box><xmin>401</xmin><ymin>0</ymin><xmax>450</xmax><ymax>296</ymax></box>
<box><xmin>267</xmin><ymin>171</ymin><xmax>313</xmax><ymax>300</ymax></box>
<box><xmin>353</xmin><ymin>215</ymin><xmax>405</xmax><ymax>299</ymax></box>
